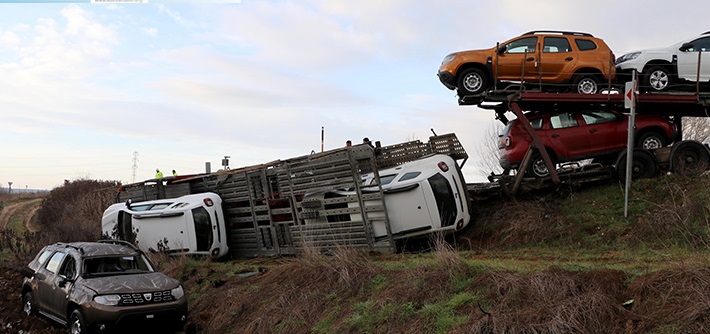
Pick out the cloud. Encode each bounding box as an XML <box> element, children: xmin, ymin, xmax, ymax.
<box><xmin>142</xmin><ymin>27</ymin><xmax>157</xmax><ymax>37</ymax></box>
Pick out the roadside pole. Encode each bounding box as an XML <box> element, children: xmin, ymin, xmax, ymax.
<box><xmin>624</xmin><ymin>71</ymin><xmax>637</xmax><ymax>217</ymax></box>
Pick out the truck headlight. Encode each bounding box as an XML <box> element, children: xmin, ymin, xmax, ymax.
<box><xmin>171</xmin><ymin>285</ymin><xmax>185</xmax><ymax>300</ymax></box>
<box><xmin>615</xmin><ymin>51</ymin><xmax>641</xmax><ymax>65</ymax></box>
<box><xmin>94</xmin><ymin>294</ymin><xmax>121</xmax><ymax>306</ymax></box>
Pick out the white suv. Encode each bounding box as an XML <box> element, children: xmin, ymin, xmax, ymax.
<box><xmin>615</xmin><ymin>32</ymin><xmax>710</xmax><ymax>91</ymax></box>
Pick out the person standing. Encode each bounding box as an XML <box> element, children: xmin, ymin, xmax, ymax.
<box><xmin>155</xmin><ymin>168</ymin><xmax>164</xmax><ymax>179</ymax></box>
<box><xmin>172</xmin><ymin>170</ymin><xmax>178</xmax><ymax>177</ymax></box>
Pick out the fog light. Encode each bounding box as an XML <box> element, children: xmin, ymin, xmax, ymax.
<box><xmin>456</xmin><ymin>219</ymin><xmax>464</xmax><ymax>230</ymax></box>
<box><xmin>211</xmin><ymin>248</ymin><xmax>220</xmax><ymax>257</ymax></box>
<box><xmin>98</xmin><ymin>324</ymin><xmax>107</xmax><ymax>331</ymax></box>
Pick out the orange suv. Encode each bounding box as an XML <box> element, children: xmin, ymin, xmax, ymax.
<box><xmin>438</xmin><ymin>31</ymin><xmax>616</xmax><ymax>96</ymax></box>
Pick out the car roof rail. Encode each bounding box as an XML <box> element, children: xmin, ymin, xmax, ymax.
<box><xmin>97</xmin><ymin>239</ymin><xmax>140</xmax><ymax>251</ymax></box>
<box><xmin>703</xmin><ymin>31</ymin><xmax>710</xmax><ymax>35</ymax></box>
<box><xmin>523</xmin><ymin>30</ymin><xmax>594</xmax><ymax>37</ymax></box>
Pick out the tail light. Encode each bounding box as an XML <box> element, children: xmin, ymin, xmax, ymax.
<box><xmin>203</xmin><ymin>198</ymin><xmax>214</xmax><ymax>207</ymax></box>
<box><xmin>437</xmin><ymin>161</ymin><xmax>449</xmax><ymax>172</ymax></box>
<box><xmin>504</xmin><ymin>136</ymin><xmax>511</xmax><ymax>147</ymax></box>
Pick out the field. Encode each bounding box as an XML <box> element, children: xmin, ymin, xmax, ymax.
<box><xmin>1</xmin><ymin>175</ymin><xmax>710</xmax><ymax>333</ymax></box>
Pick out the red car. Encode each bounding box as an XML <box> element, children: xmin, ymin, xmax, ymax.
<box><xmin>499</xmin><ymin>107</ymin><xmax>676</xmax><ymax>177</ymax></box>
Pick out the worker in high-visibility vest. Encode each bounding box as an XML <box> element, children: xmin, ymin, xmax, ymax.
<box><xmin>172</xmin><ymin>170</ymin><xmax>178</xmax><ymax>177</ymax></box>
<box><xmin>155</xmin><ymin>169</ymin><xmax>164</xmax><ymax>179</ymax></box>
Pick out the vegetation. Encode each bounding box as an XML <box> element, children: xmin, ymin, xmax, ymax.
<box><xmin>2</xmin><ymin>174</ymin><xmax>710</xmax><ymax>333</ymax></box>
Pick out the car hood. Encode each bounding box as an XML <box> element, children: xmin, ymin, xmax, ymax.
<box><xmin>82</xmin><ymin>272</ymin><xmax>180</xmax><ymax>294</ymax></box>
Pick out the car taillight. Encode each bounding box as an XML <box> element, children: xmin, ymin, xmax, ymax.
<box><xmin>505</xmin><ymin>137</ymin><xmax>511</xmax><ymax>147</ymax></box>
<box><xmin>204</xmin><ymin>198</ymin><xmax>214</xmax><ymax>207</ymax></box>
<box><xmin>438</xmin><ymin>161</ymin><xmax>449</xmax><ymax>172</ymax></box>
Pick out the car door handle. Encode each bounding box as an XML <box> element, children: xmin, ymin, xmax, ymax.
<box><xmin>589</xmin><ymin>129</ymin><xmax>598</xmax><ymax>133</ymax></box>
<box><xmin>526</xmin><ymin>57</ymin><xmax>535</xmax><ymax>61</ymax></box>
<box><xmin>551</xmin><ymin>134</ymin><xmax>559</xmax><ymax>138</ymax></box>
<box><xmin>565</xmin><ymin>57</ymin><xmax>573</xmax><ymax>61</ymax></box>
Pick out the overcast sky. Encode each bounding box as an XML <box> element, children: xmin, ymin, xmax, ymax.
<box><xmin>1</xmin><ymin>0</ymin><xmax>708</xmax><ymax>190</ymax></box>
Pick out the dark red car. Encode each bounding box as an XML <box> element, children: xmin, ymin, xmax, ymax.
<box><xmin>499</xmin><ymin>107</ymin><xmax>676</xmax><ymax>177</ymax></box>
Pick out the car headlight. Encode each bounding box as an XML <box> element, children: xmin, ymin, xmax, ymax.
<box><xmin>616</xmin><ymin>51</ymin><xmax>641</xmax><ymax>65</ymax></box>
<box><xmin>171</xmin><ymin>285</ymin><xmax>185</xmax><ymax>300</ymax></box>
<box><xmin>441</xmin><ymin>54</ymin><xmax>457</xmax><ymax>66</ymax></box>
<box><xmin>94</xmin><ymin>294</ymin><xmax>121</xmax><ymax>306</ymax></box>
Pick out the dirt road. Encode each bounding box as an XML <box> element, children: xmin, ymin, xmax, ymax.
<box><xmin>0</xmin><ymin>198</ymin><xmax>42</xmax><ymax>232</ymax></box>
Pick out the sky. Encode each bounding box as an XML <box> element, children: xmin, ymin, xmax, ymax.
<box><xmin>1</xmin><ymin>0</ymin><xmax>709</xmax><ymax>190</ymax></box>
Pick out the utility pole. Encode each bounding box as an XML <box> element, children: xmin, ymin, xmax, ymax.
<box><xmin>132</xmin><ymin>152</ymin><xmax>139</xmax><ymax>183</ymax></box>
<box><xmin>8</xmin><ymin>182</ymin><xmax>12</xmax><ymax>194</ymax></box>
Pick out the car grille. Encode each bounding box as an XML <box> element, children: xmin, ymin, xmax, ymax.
<box><xmin>119</xmin><ymin>290</ymin><xmax>174</xmax><ymax>305</ymax></box>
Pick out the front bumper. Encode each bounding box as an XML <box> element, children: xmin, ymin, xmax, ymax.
<box><xmin>83</xmin><ymin>298</ymin><xmax>188</xmax><ymax>333</ymax></box>
<box><xmin>438</xmin><ymin>71</ymin><xmax>457</xmax><ymax>90</ymax></box>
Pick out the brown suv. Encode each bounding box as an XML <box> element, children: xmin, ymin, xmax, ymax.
<box><xmin>21</xmin><ymin>240</ymin><xmax>188</xmax><ymax>334</ymax></box>
<box><xmin>438</xmin><ymin>31</ymin><xmax>616</xmax><ymax>96</ymax></box>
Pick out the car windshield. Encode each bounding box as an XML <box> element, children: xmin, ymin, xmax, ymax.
<box><xmin>83</xmin><ymin>255</ymin><xmax>154</xmax><ymax>277</ymax></box>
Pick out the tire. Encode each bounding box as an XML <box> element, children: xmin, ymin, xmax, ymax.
<box><xmin>644</xmin><ymin>66</ymin><xmax>671</xmax><ymax>92</ymax></box>
<box><xmin>526</xmin><ymin>153</ymin><xmax>554</xmax><ymax>178</ymax></box>
<box><xmin>615</xmin><ymin>149</ymin><xmax>657</xmax><ymax>180</ymax></box>
<box><xmin>671</xmin><ymin>141</ymin><xmax>710</xmax><ymax>177</ymax></box>
<box><xmin>70</xmin><ymin>309</ymin><xmax>88</xmax><ymax>334</ymax></box>
<box><xmin>637</xmin><ymin>131</ymin><xmax>666</xmax><ymax>150</ymax></box>
<box><xmin>457</xmin><ymin>68</ymin><xmax>488</xmax><ymax>96</ymax></box>
<box><xmin>22</xmin><ymin>291</ymin><xmax>35</xmax><ymax>317</ymax></box>
<box><xmin>572</xmin><ymin>74</ymin><xmax>600</xmax><ymax>94</ymax></box>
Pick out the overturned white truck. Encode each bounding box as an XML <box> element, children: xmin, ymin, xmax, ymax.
<box><xmin>103</xmin><ymin>134</ymin><xmax>471</xmax><ymax>258</ymax></box>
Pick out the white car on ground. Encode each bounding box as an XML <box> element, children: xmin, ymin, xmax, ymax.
<box><xmin>615</xmin><ymin>32</ymin><xmax>710</xmax><ymax>91</ymax></box>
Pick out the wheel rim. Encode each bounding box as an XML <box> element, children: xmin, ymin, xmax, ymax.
<box><xmin>23</xmin><ymin>296</ymin><xmax>32</xmax><ymax>316</ymax></box>
<box><xmin>71</xmin><ymin>315</ymin><xmax>82</xmax><ymax>334</ymax></box>
<box><xmin>642</xmin><ymin>136</ymin><xmax>663</xmax><ymax>149</ymax></box>
<box><xmin>531</xmin><ymin>159</ymin><xmax>549</xmax><ymax>177</ymax></box>
<box><xmin>577</xmin><ymin>78</ymin><xmax>598</xmax><ymax>94</ymax></box>
<box><xmin>649</xmin><ymin>70</ymin><xmax>668</xmax><ymax>90</ymax></box>
<box><xmin>673</xmin><ymin>146</ymin><xmax>708</xmax><ymax>176</ymax></box>
<box><xmin>463</xmin><ymin>73</ymin><xmax>483</xmax><ymax>93</ymax></box>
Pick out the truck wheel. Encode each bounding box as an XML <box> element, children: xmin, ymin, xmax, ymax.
<box><xmin>70</xmin><ymin>309</ymin><xmax>87</xmax><ymax>334</ymax></box>
<box><xmin>573</xmin><ymin>74</ymin><xmax>599</xmax><ymax>94</ymax></box>
<box><xmin>671</xmin><ymin>141</ymin><xmax>710</xmax><ymax>177</ymax></box>
<box><xmin>644</xmin><ymin>66</ymin><xmax>671</xmax><ymax>91</ymax></box>
<box><xmin>637</xmin><ymin>131</ymin><xmax>666</xmax><ymax>150</ymax></box>
<box><xmin>615</xmin><ymin>149</ymin><xmax>657</xmax><ymax>180</ymax></box>
<box><xmin>457</xmin><ymin>68</ymin><xmax>488</xmax><ymax>96</ymax></box>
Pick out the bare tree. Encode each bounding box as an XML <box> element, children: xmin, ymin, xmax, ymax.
<box><xmin>475</xmin><ymin>121</ymin><xmax>505</xmax><ymax>177</ymax></box>
<box><xmin>682</xmin><ymin>117</ymin><xmax>710</xmax><ymax>143</ymax></box>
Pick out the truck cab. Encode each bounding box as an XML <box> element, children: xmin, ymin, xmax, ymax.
<box><xmin>101</xmin><ymin>192</ymin><xmax>229</xmax><ymax>258</ymax></box>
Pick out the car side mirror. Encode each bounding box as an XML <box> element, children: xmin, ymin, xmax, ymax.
<box><xmin>58</xmin><ymin>274</ymin><xmax>74</xmax><ymax>288</ymax></box>
<box><xmin>20</xmin><ymin>266</ymin><xmax>35</xmax><ymax>278</ymax></box>
<box><xmin>125</xmin><ymin>198</ymin><xmax>132</xmax><ymax>208</ymax></box>
<box><xmin>679</xmin><ymin>42</ymin><xmax>693</xmax><ymax>52</ymax></box>
<box><xmin>497</xmin><ymin>45</ymin><xmax>507</xmax><ymax>54</ymax></box>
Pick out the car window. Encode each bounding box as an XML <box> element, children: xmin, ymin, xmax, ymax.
<box><xmin>582</xmin><ymin>110</ymin><xmax>618</xmax><ymax>125</ymax></box>
<box><xmin>575</xmin><ymin>39</ymin><xmax>597</xmax><ymax>51</ymax></box>
<box><xmin>543</xmin><ymin>37</ymin><xmax>571</xmax><ymax>53</ymax></box>
<box><xmin>550</xmin><ymin>113</ymin><xmax>579</xmax><ymax>129</ymax></box>
<box><xmin>504</xmin><ymin>37</ymin><xmax>537</xmax><ymax>54</ymax></box>
<box><xmin>399</xmin><ymin>172</ymin><xmax>421</xmax><ymax>182</ymax></box>
<box><xmin>84</xmin><ymin>255</ymin><xmax>153</xmax><ymax>276</ymax></box>
<box><xmin>529</xmin><ymin>118</ymin><xmax>543</xmax><ymax>130</ymax></box>
<box><xmin>683</xmin><ymin>37</ymin><xmax>710</xmax><ymax>52</ymax></box>
<box><xmin>45</xmin><ymin>252</ymin><xmax>66</xmax><ymax>274</ymax></box>
<box><xmin>59</xmin><ymin>256</ymin><xmax>77</xmax><ymax>279</ymax></box>
<box><xmin>37</xmin><ymin>249</ymin><xmax>53</xmax><ymax>266</ymax></box>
